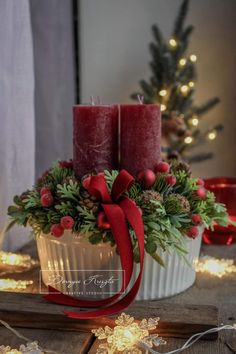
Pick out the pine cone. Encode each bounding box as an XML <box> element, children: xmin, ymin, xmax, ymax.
<box><xmin>140</xmin><ymin>190</ymin><xmax>163</xmax><ymax>211</ymax></box>
<box><xmin>79</xmin><ymin>190</ymin><xmax>100</xmax><ymax>214</ymax></box>
<box><xmin>164</xmin><ymin>194</ymin><xmax>190</xmax><ymax>214</ymax></box>
<box><xmin>170</xmin><ymin>159</ymin><xmax>191</xmax><ymax>176</ymax></box>
<box><xmin>62</xmin><ymin>175</ymin><xmax>79</xmax><ymax>185</ymax></box>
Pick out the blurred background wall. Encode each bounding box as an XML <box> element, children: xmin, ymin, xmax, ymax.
<box><xmin>79</xmin><ymin>0</ymin><xmax>236</xmax><ymax>177</ymax></box>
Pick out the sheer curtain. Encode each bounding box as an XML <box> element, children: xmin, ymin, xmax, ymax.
<box><xmin>0</xmin><ymin>0</ymin><xmax>35</xmax><ymax>251</ymax></box>
<box><xmin>0</xmin><ymin>0</ymin><xmax>75</xmax><ymax>251</ymax></box>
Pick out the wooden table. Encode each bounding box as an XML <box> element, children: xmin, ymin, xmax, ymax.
<box><xmin>0</xmin><ymin>241</ymin><xmax>236</xmax><ymax>354</ymax></box>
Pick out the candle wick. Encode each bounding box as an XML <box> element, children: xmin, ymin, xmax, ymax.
<box><xmin>90</xmin><ymin>95</ymin><xmax>95</xmax><ymax>106</ymax></box>
<box><xmin>137</xmin><ymin>95</ymin><xmax>144</xmax><ymax>104</ymax></box>
<box><xmin>97</xmin><ymin>96</ymin><xmax>101</xmax><ymax>105</ymax></box>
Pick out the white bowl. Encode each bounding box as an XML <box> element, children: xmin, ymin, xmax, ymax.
<box><xmin>36</xmin><ymin>229</ymin><xmax>202</xmax><ymax>300</ymax></box>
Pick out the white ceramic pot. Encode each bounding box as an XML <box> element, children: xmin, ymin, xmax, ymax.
<box><xmin>37</xmin><ymin>229</ymin><xmax>202</xmax><ymax>300</ymax></box>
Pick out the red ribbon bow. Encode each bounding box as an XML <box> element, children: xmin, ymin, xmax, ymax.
<box><xmin>45</xmin><ymin>170</ymin><xmax>144</xmax><ymax>319</ymax></box>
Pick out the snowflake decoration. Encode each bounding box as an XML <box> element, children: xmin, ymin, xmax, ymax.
<box><xmin>0</xmin><ymin>341</ymin><xmax>43</xmax><ymax>354</ymax></box>
<box><xmin>92</xmin><ymin>313</ymin><xmax>166</xmax><ymax>354</ymax></box>
<box><xmin>195</xmin><ymin>256</ymin><xmax>236</xmax><ymax>278</ymax></box>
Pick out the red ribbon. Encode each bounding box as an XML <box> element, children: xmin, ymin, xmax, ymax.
<box><xmin>44</xmin><ymin>169</ymin><xmax>144</xmax><ymax>319</ymax></box>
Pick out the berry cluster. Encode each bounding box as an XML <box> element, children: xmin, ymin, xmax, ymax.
<box><xmin>8</xmin><ymin>159</ymin><xmax>229</xmax><ymax>264</ymax></box>
<box><xmin>40</xmin><ymin>186</ymin><xmax>75</xmax><ymax>238</ymax></box>
<box><xmin>137</xmin><ymin>162</ymin><xmax>208</xmax><ymax>239</ymax></box>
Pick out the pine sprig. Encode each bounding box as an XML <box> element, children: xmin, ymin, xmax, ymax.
<box><xmin>57</xmin><ymin>180</ymin><xmax>80</xmax><ymax>202</ymax></box>
<box><xmin>7</xmin><ymin>162</ymin><xmax>229</xmax><ymax>265</ymax></box>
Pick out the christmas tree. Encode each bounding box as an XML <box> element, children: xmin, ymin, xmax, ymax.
<box><xmin>131</xmin><ymin>0</ymin><xmax>223</xmax><ymax>163</ymax></box>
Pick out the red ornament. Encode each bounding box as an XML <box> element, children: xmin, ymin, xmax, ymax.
<box><xmin>60</xmin><ymin>216</ymin><xmax>75</xmax><ymax>230</ymax></box>
<box><xmin>137</xmin><ymin>169</ymin><xmax>156</xmax><ymax>189</ymax></box>
<box><xmin>191</xmin><ymin>214</ymin><xmax>202</xmax><ymax>225</ymax></box>
<box><xmin>197</xmin><ymin>178</ymin><xmax>205</xmax><ymax>186</ymax></box>
<box><xmin>196</xmin><ymin>187</ymin><xmax>207</xmax><ymax>199</ymax></box>
<box><xmin>97</xmin><ymin>211</ymin><xmax>111</xmax><ymax>230</ymax></box>
<box><xmin>51</xmin><ymin>224</ymin><xmax>64</xmax><ymax>237</ymax></box>
<box><xmin>40</xmin><ymin>187</ymin><xmax>51</xmax><ymax>196</ymax></box>
<box><xmin>165</xmin><ymin>174</ymin><xmax>177</xmax><ymax>186</ymax></box>
<box><xmin>82</xmin><ymin>175</ymin><xmax>91</xmax><ymax>189</ymax></box>
<box><xmin>59</xmin><ymin>159</ymin><xmax>73</xmax><ymax>169</ymax></box>
<box><xmin>187</xmin><ymin>226</ymin><xmax>199</xmax><ymax>239</ymax></box>
<box><xmin>154</xmin><ymin>161</ymin><xmax>170</xmax><ymax>174</ymax></box>
<box><xmin>41</xmin><ymin>193</ymin><xmax>54</xmax><ymax>207</ymax></box>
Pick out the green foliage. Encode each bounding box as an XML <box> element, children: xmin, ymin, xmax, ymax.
<box><xmin>57</xmin><ymin>179</ymin><xmax>80</xmax><ymax>202</ymax></box>
<box><xmin>131</xmin><ymin>0</ymin><xmax>221</xmax><ymax>163</ymax></box>
<box><xmin>7</xmin><ymin>161</ymin><xmax>229</xmax><ymax>266</ymax></box>
<box><xmin>104</xmin><ymin>170</ymin><xmax>119</xmax><ymax>191</ymax></box>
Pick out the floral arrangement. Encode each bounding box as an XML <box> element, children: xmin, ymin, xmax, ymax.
<box><xmin>8</xmin><ymin>159</ymin><xmax>228</xmax><ymax>264</ymax></box>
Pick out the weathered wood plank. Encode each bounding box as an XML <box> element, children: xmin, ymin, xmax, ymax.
<box><xmin>0</xmin><ymin>292</ymin><xmax>218</xmax><ymax>339</ymax></box>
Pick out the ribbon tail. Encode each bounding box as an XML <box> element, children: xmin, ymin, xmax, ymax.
<box><xmin>64</xmin><ymin>204</ymin><xmax>135</xmax><ymax>319</ymax></box>
<box><xmin>64</xmin><ymin>199</ymin><xmax>145</xmax><ymax>319</ymax></box>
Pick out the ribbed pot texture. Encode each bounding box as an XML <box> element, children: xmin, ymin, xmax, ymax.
<box><xmin>37</xmin><ymin>230</ymin><xmax>202</xmax><ymax>300</ymax></box>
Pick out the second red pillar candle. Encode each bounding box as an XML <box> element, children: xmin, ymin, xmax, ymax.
<box><xmin>120</xmin><ymin>104</ymin><xmax>161</xmax><ymax>176</ymax></box>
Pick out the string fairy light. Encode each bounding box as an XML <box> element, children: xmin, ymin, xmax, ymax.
<box><xmin>190</xmin><ymin>54</ymin><xmax>197</xmax><ymax>62</ymax></box>
<box><xmin>195</xmin><ymin>256</ymin><xmax>236</xmax><ymax>278</ymax></box>
<box><xmin>0</xmin><ymin>319</ymin><xmax>58</xmax><ymax>354</ymax></box>
<box><xmin>169</xmin><ymin>38</ymin><xmax>177</xmax><ymax>48</ymax></box>
<box><xmin>159</xmin><ymin>89</ymin><xmax>167</xmax><ymax>97</ymax></box>
<box><xmin>160</xmin><ymin>104</ymin><xmax>166</xmax><ymax>112</ymax></box>
<box><xmin>180</xmin><ymin>85</ymin><xmax>189</xmax><ymax>94</ymax></box>
<box><xmin>0</xmin><ymin>251</ymin><xmax>38</xmax><ymax>275</ymax></box>
<box><xmin>92</xmin><ymin>313</ymin><xmax>166</xmax><ymax>354</ymax></box>
<box><xmin>190</xmin><ymin>116</ymin><xmax>199</xmax><ymax>127</ymax></box>
<box><xmin>184</xmin><ymin>136</ymin><xmax>193</xmax><ymax>144</ymax></box>
<box><xmin>179</xmin><ymin>58</ymin><xmax>187</xmax><ymax>66</ymax></box>
<box><xmin>207</xmin><ymin>130</ymin><xmax>217</xmax><ymax>140</ymax></box>
<box><xmin>188</xmin><ymin>81</ymin><xmax>195</xmax><ymax>88</ymax></box>
<box><xmin>0</xmin><ymin>279</ymin><xmax>33</xmax><ymax>291</ymax></box>
<box><xmin>92</xmin><ymin>313</ymin><xmax>236</xmax><ymax>354</ymax></box>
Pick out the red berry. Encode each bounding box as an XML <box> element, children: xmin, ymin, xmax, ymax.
<box><xmin>196</xmin><ymin>178</ymin><xmax>205</xmax><ymax>186</ymax></box>
<box><xmin>137</xmin><ymin>169</ymin><xmax>156</xmax><ymax>189</ymax></box>
<box><xmin>59</xmin><ymin>159</ymin><xmax>73</xmax><ymax>168</ymax></box>
<box><xmin>154</xmin><ymin>161</ymin><xmax>170</xmax><ymax>174</ymax></box>
<box><xmin>97</xmin><ymin>212</ymin><xmax>111</xmax><ymax>230</ymax></box>
<box><xmin>82</xmin><ymin>175</ymin><xmax>91</xmax><ymax>189</ymax></box>
<box><xmin>37</xmin><ymin>170</ymin><xmax>49</xmax><ymax>184</ymax></box>
<box><xmin>165</xmin><ymin>174</ymin><xmax>177</xmax><ymax>186</ymax></box>
<box><xmin>40</xmin><ymin>187</ymin><xmax>51</xmax><ymax>196</ymax></box>
<box><xmin>191</xmin><ymin>214</ymin><xmax>202</xmax><ymax>225</ymax></box>
<box><xmin>186</xmin><ymin>226</ymin><xmax>199</xmax><ymax>239</ymax></box>
<box><xmin>196</xmin><ymin>187</ymin><xmax>207</xmax><ymax>199</ymax></box>
<box><xmin>51</xmin><ymin>224</ymin><xmax>64</xmax><ymax>237</ymax></box>
<box><xmin>41</xmin><ymin>193</ymin><xmax>54</xmax><ymax>207</ymax></box>
<box><xmin>60</xmin><ymin>216</ymin><xmax>75</xmax><ymax>230</ymax></box>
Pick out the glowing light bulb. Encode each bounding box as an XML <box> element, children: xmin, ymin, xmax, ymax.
<box><xmin>188</xmin><ymin>81</ymin><xmax>195</xmax><ymax>88</ymax></box>
<box><xmin>180</xmin><ymin>85</ymin><xmax>189</xmax><ymax>94</ymax></box>
<box><xmin>184</xmin><ymin>136</ymin><xmax>193</xmax><ymax>144</ymax></box>
<box><xmin>179</xmin><ymin>58</ymin><xmax>187</xmax><ymax>66</ymax></box>
<box><xmin>169</xmin><ymin>38</ymin><xmax>177</xmax><ymax>47</ymax></box>
<box><xmin>208</xmin><ymin>130</ymin><xmax>217</xmax><ymax>140</ymax></box>
<box><xmin>190</xmin><ymin>54</ymin><xmax>197</xmax><ymax>62</ymax></box>
<box><xmin>0</xmin><ymin>279</ymin><xmax>33</xmax><ymax>291</ymax></box>
<box><xmin>159</xmin><ymin>89</ymin><xmax>167</xmax><ymax>97</ymax></box>
<box><xmin>195</xmin><ymin>257</ymin><xmax>236</xmax><ymax>278</ymax></box>
<box><xmin>160</xmin><ymin>104</ymin><xmax>166</xmax><ymax>112</ymax></box>
<box><xmin>92</xmin><ymin>313</ymin><xmax>166</xmax><ymax>354</ymax></box>
<box><xmin>191</xmin><ymin>116</ymin><xmax>199</xmax><ymax>126</ymax></box>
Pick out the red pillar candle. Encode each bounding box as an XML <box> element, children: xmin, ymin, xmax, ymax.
<box><xmin>73</xmin><ymin>105</ymin><xmax>118</xmax><ymax>177</ymax></box>
<box><xmin>120</xmin><ymin>104</ymin><xmax>161</xmax><ymax>176</ymax></box>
